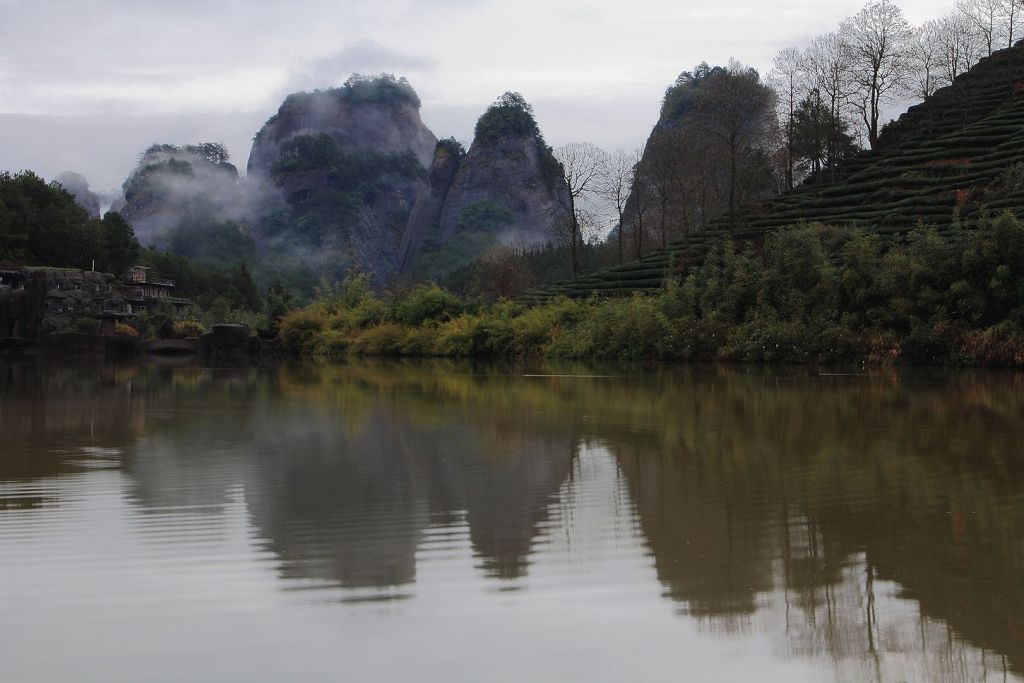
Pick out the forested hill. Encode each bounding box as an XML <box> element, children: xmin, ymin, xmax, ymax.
<box><xmin>529</xmin><ymin>39</ymin><xmax>1024</xmax><ymax>302</ymax></box>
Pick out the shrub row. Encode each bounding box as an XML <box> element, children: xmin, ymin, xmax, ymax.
<box><xmin>280</xmin><ymin>215</ymin><xmax>1024</xmax><ymax>366</ymax></box>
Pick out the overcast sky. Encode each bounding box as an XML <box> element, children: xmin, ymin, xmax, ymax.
<box><xmin>0</xmin><ymin>0</ymin><xmax>947</xmax><ymax>191</ymax></box>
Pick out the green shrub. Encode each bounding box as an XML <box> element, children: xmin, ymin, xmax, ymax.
<box><xmin>266</xmin><ymin>215</ymin><xmax>1024</xmax><ymax>367</ymax></box>
<box><xmin>349</xmin><ymin>323</ymin><xmax>411</xmax><ymax>356</ymax></box>
<box><xmin>313</xmin><ymin>329</ymin><xmax>351</xmax><ymax>358</ymax></box>
<box><xmin>434</xmin><ymin>315</ymin><xmax>487</xmax><ymax>356</ymax></box>
<box><xmin>394</xmin><ymin>284</ymin><xmax>463</xmax><ymax>325</ymax></box>
<box><xmin>278</xmin><ymin>306</ymin><xmax>326</xmax><ymax>355</ymax></box>
<box><xmin>669</xmin><ymin>317</ymin><xmax>729</xmax><ymax>361</ymax></box>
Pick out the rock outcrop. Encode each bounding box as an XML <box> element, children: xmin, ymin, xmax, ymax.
<box><xmin>438</xmin><ymin>133</ymin><xmax>565</xmax><ymax>245</ymax></box>
<box><xmin>396</xmin><ymin>141</ymin><xmax>464</xmax><ymax>273</ymax></box>
<box><xmin>119</xmin><ymin>143</ymin><xmax>255</xmax><ymax>246</ymax></box>
<box><xmin>247</xmin><ymin>75</ymin><xmax>436</xmax><ymax>178</ymax></box>
<box><xmin>398</xmin><ymin>93</ymin><xmax>569</xmax><ymax>278</ymax></box>
<box><xmin>246</xmin><ymin>75</ymin><xmax>437</xmax><ymax>283</ymax></box>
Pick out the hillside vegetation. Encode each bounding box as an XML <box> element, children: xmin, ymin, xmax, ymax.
<box><xmin>278</xmin><ymin>213</ymin><xmax>1024</xmax><ymax>365</ymax></box>
<box><xmin>526</xmin><ymin>39</ymin><xmax>1024</xmax><ymax>304</ymax></box>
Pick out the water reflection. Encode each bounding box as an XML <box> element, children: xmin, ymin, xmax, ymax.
<box><xmin>1</xmin><ymin>359</ymin><xmax>1023</xmax><ymax>681</ymax></box>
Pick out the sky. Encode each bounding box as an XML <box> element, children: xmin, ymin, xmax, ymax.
<box><xmin>0</xmin><ymin>0</ymin><xmax>947</xmax><ymax>192</ymax></box>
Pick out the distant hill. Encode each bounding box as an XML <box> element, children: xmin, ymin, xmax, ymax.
<box><xmin>399</xmin><ymin>93</ymin><xmax>569</xmax><ymax>282</ymax></box>
<box><xmin>528</xmin><ymin>40</ymin><xmax>1024</xmax><ymax>303</ymax></box>
<box><xmin>246</xmin><ymin>79</ymin><xmax>568</xmax><ymax>286</ymax></box>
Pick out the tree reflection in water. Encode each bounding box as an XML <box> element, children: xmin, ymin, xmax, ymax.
<box><xmin>1</xmin><ymin>358</ymin><xmax>1022</xmax><ymax>679</ymax></box>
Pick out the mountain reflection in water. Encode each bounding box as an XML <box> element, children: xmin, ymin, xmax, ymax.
<box><xmin>1</xmin><ymin>359</ymin><xmax>1022</xmax><ymax>682</ymax></box>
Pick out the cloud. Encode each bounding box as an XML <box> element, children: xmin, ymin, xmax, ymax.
<box><xmin>0</xmin><ymin>0</ymin><xmax>970</xmax><ymax>191</ymax></box>
<box><xmin>279</xmin><ymin>41</ymin><xmax>437</xmax><ymax>97</ymax></box>
<box><xmin>0</xmin><ymin>111</ymin><xmax>267</xmax><ymax>190</ymax></box>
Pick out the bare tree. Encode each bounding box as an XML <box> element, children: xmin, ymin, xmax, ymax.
<box><xmin>552</xmin><ymin>142</ymin><xmax>608</xmax><ymax>277</ymax></box>
<box><xmin>1003</xmin><ymin>0</ymin><xmax>1022</xmax><ymax>46</ymax></box>
<box><xmin>935</xmin><ymin>11</ymin><xmax>986</xmax><ymax>84</ymax></box>
<box><xmin>641</xmin><ymin>132</ymin><xmax>688</xmax><ymax>249</ymax></box>
<box><xmin>769</xmin><ymin>47</ymin><xmax>807</xmax><ymax>191</ymax></box>
<box><xmin>470</xmin><ymin>243</ymin><xmax>538</xmax><ymax>299</ymax></box>
<box><xmin>629</xmin><ymin>147</ymin><xmax>651</xmax><ymax>260</ymax></box>
<box><xmin>841</xmin><ymin>0</ymin><xmax>914</xmax><ymax>149</ymax></box>
<box><xmin>804</xmin><ymin>33</ymin><xmax>856</xmax><ymax>179</ymax></box>
<box><xmin>599</xmin><ymin>149</ymin><xmax>635</xmax><ymax>265</ymax></box>
<box><xmin>957</xmin><ymin>0</ymin><xmax>1004</xmax><ymax>55</ymax></box>
<box><xmin>912</xmin><ymin>20</ymin><xmax>944</xmax><ymax>99</ymax></box>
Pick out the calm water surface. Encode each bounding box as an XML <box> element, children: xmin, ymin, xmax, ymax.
<box><xmin>1</xmin><ymin>359</ymin><xmax>1023</xmax><ymax>682</ymax></box>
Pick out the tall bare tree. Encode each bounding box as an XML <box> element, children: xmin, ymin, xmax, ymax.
<box><xmin>629</xmin><ymin>147</ymin><xmax>651</xmax><ymax>260</ymax></box>
<box><xmin>804</xmin><ymin>33</ymin><xmax>855</xmax><ymax>179</ymax></box>
<box><xmin>912</xmin><ymin>20</ymin><xmax>945</xmax><ymax>99</ymax></box>
<box><xmin>641</xmin><ymin>131</ymin><xmax>687</xmax><ymax>249</ymax></box>
<box><xmin>957</xmin><ymin>0</ymin><xmax>1004</xmax><ymax>55</ymax></box>
<box><xmin>553</xmin><ymin>142</ymin><xmax>608</xmax><ymax>277</ymax></box>
<box><xmin>769</xmin><ymin>47</ymin><xmax>807</xmax><ymax>190</ymax></box>
<box><xmin>599</xmin><ymin>149</ymin><xmax>635</xmax><ymax>265</ymax></box>
<box><xmin>935</xmin><ymin>11</ymin><xmax>986</xmax><ymax>84</ymax></box>
<box><xmin>1003</xmin><ymin>0</ymin><xmax>1022</xmax><ymax>47</ymax></box>
<box><xmin>841</xmin><ymin>0</ymin><xmax>914</xmax><ymax>149</ymax></box>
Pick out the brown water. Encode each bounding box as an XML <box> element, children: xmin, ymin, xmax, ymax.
<box><xmin>1</xmin><ymin>359</ymin><xmax>1023</xmax><ymax>682</ymax></box>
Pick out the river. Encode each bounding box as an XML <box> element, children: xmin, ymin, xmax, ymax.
<box><xmin>1</xmin><ymin>359</ymin><xmax>1022</xmax><ymax>682</ymax></box>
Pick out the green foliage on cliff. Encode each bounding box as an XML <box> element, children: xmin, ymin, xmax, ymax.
<box><xmin>274</xmin><ymin>133</ymin><xmax>422</xmax><ymax>180</ymax></box>
<box><xmin>269</xmin><ymin>75</ymin><xmax>421</xmax><ymax>131</ymax></box>
<box><xmin>268</xmin><ymin>133</ymin><xmax>424</xmax><ymax>267</ymax></box>
<box><xmin>457</xmin><ymin>200</ymin><xmax>514</xmax><ymax>231</ymax></box>
<box><xmin>166</xmin><ymin>220</ymin><xmax>258</xmax><ymax>267</ymax></box>
<box><xmin>407</xmin><ymin>201</ymin><xmax>515</xmax><ymax>284</ymax></box>
<box><xmin>474</xmin><ymin>92</ymin><xmax>543</xmax><ymax>145</ymax></box>
<box><xmin>411</xmin><ymin>230</ymin><xmax>499</xmax><ymax>284</ymax></box>
<box><xmin>339</xmin><ymin>73</ymin><xmax>421</xmax><ymax>107</ymax></box>
<box><xmin>123</xmin><ymin>142</ymin><xmax>237</xmax><ymax>203</ymax></box>
<box><xmin>660</xmin><ymin>62</ymin><xmax>724</xmax><ymax>123</ymax></box>
<box><xmin>435</xmin><ymin>137</ymin><xmax>466</xmax><ymax>160</ymax></box>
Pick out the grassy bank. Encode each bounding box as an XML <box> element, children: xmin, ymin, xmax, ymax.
<box><xmin>279</xmin><ymin>215</ymin><xmax>1024</xmax><ymax>366</ymax></box>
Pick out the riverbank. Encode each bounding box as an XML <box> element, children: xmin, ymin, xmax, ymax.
<box><xmin>278</xmin><ymin>291</ymin><xmax>1024</xmax><ymax>366</ymax></box>
<box><xmin>278</xmin><ymin>219</ymin><xmax>1024</xmax><ymax>367</ymax></box>
<box><xmin>0</xmin><ymin>323</ymin><xmax>278</xmax><ymax>363</ymax></box>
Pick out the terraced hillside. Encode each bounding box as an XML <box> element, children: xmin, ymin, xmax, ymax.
<box><xmin>524</xmin><ymin>41</ymin><xmax>1024</xmax><ymax>304</ymax></box>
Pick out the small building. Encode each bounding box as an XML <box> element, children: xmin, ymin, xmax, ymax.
<box><xmin>1</xmin><ymin>267</ymin><xmax>128</xmax><ymax>338</ymax></box>
<box><xmin>124</xmin><ymin>265</ymin><xmax>192</xmax><ymax>314</ymax></box>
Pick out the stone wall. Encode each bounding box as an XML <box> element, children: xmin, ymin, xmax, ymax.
<box><xmin>2</xmin><ymin>268</ymin><xmax>128</xmax><ymax>338</ymax></box>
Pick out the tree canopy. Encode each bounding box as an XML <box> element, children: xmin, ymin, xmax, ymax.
<box><xmin>0</xmin><ymin>171</ymin><xmax>139</xmax><ymax>273</ymax></box>
<box><xmin>474</xmin><ymin>92</ymin><xmax>543</xmax><ymax>145</ymax></box>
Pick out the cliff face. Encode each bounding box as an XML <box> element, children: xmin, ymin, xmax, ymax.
<box><xmin>247</xmin><ymin>76</ymin><xmax>437</xmax><ymax>282</ymax></box>
<box><xmin>247</xmin><ymin>79</ymin><xmax>437</xmax><ymax>178</ymax></box>
<box><xmin>396</xmin><ymin>144</ymin><xmax>463</xmax><ymax>273</ymax></box>
<box><xmin>399</xmin><ymin>127</ymin><xmax>568</xmax><ymax>279</ymax></box>
<box><xmin>439</xmin><ymin>133</ymin><xmax>566</xmax><ymax>244</ymax></box>
<box><xmin>119</xmin><ymin>143</ymin><xmax>253</xmax><ymax>246</ymax></box>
